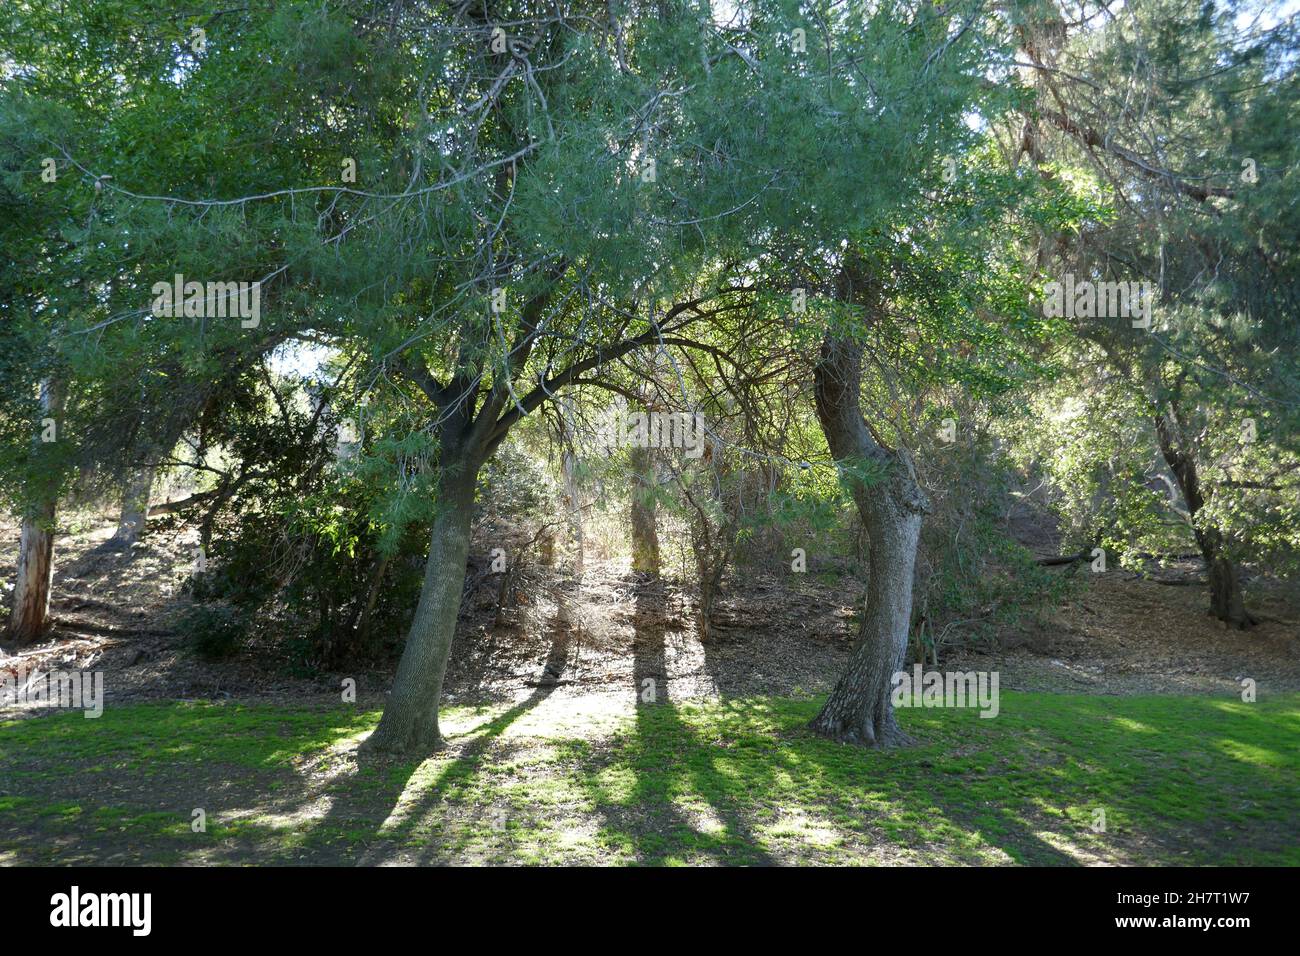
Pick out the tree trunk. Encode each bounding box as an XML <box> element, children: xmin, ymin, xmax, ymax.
<box><xmin>1154</xmin><ymin>408</ymin><xmax>1255</xmax><ymax>628</ymax></box>
<box><xmin>5</xmin><ymin>499</ymin><xmax>57</xmax><ymax>648</ymax></box>
<box><xmin>4</xmin><ymin>378</ymin><xmax>66</xmax><ymax>648</ymax></box>
<box><xmin>110</xmin><ymin>466</ymin><xmax>156</xmax><ymax>548</ymax></box>
<box><xmin>354</xmin><ymin>552</ymin><xmax>391</xmax><ymax>651</ymax></box>
<box><xmin>694</xmin><ymin>532</ymin><xmax>731</xmax><ymax>642</ymax></box>
<box><xmin>362</xmin><ymin>465</ymin><xmax>478</xmax><ymax>756</ymax></box>
<box><xmin>1208</xmin><ymin>553</ymin><xmax>1251</xmax><ymax>626</ymax></box>
<box><xmin>629</xmin><ymin>444</ymin><xmax>660</xmax><ymax>576</ymax></box>
<box><xmin>562</xmin><ymin>446</ymin><xmax>585</xmax><ymax>575</ymax></box>
<box><xmin>808</xmin><ymin>336</ymin><xmax>929</xmax><ymax>747</ymax></box>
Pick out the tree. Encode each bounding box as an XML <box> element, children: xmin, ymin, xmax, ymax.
<box><xmin>1008</xmin><ymin>0</ymin><xmax>1300</xmax><ymax>626</ymax></box>
<box><xmin>3</xmin><ymin>379</ymin><xmax>66</xmax><ymax>646</ymax></box>
<box><xmin>2</xmin><ymin>0</ymin><xmax>1070</xmax><ymax>755</ymax></box>
<box><xmin>811</xmin><ymin>331</ymin><xmax>929</xmax><ymax>745</ymax></box>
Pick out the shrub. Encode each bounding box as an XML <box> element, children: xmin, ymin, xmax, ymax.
<box><xmin>177</xmin><ymin>603</ymin><xmax>250</xmax><ymax>659</ymax></box>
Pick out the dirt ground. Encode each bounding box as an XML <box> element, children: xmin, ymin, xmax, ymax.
<box><xmin>1</xmin><ymin>511</ymin><xmax>1298</xmax><ymax>719</ymax></box>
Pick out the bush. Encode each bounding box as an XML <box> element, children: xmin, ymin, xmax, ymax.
<box><xmin>177</xmin><ymin>603</ymin><xmax>250</xmax><ymax>660</ymax></box>
<box><xmin>912</xmin><ymin>417</ymin><xmax>1070</xmax><ymax>663</ymax></box>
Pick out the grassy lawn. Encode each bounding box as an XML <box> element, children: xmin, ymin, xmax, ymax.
<box><xmin>0</xmin><ymin>692</ymin><xmax>1295</xmax><ymax>865</ymax></box>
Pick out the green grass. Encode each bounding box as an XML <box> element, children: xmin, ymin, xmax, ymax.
<box><xmin>0</xmin><ymin>692</ymin><xmax>1296</xmax><ymax>865</ymax></box>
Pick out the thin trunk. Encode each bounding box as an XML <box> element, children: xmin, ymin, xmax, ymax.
<box><xmin>1154</xmin><ymin>409</ymin><xmax>1255</xmax><ymax>628</ymax></box>
<box><xmin>4</xmin><ymin>379</ymin><xmax>65</xmax><ymax>648</ymax></box>
<box><xmin>362</xmin><ymin>465</ymin><xmax>478</xmax><ymax>755</ymax></box>
<box><xmin>354</xmin><ymin>553</ymin><xmax>390</xmax><ymax>650</ymax></box>
<box><xmin>111</xmin><ymin>465</ymin><xmax>156</xmax><ymax>548</ymax></box>
<box><xmin>629</xmin><ymin>444</ymin><xmax>660</xmax><ymax>576</ymax></box>
<box><xmin>809</xmin><ymin>336</ymin><xmax>929</xmax><ymax>747</ymax></box>
<box><xmin>694</xmin><ymin>530</ymin><xmax>732</xmax><ymax>642</ymax></box>
<box><xmin>493</xmin><ymin>553</ymin><xmax>517</xmax><ymax>627</ymax></box>
<box><xmin>562</xmin><ymin>446</ymin><xmax>585</xmax><ymax>575</ymax></box>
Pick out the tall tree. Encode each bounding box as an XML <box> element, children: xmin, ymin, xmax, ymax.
<box><xmin>3</xmin><ymin>0</ymin><xmax>1051</xmax><ymax>754</ymax></box>
<box><xmin>1009</xmin><ymin>0</ymin><xmax>1300</xmax><ymax>625</ymax></box>
<box><xmin>3</xmin><ymin>379</ymin><xmax>66</xmax><ymax>646</ymax></box>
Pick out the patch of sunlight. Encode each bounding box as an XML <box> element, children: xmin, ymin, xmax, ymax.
<box><xmin>1032</xmin><ymin>828</ymin><xmax>1122</xmax><ymax>865</ymax></box>
<box><xmin>771</xmin><ymin>767</ymin><xmax>797</xmax><ymax>788</ymax></box>
<box><xmin>1020</xmin><ymin>795</ymin><xmax>1076</xmax><ymax>825</ymax></box>
<box><xmin>1109</xmin><ymin>716</ymin><xmax>1157</xmax><ymax>733</ymax></box>
<box><xmin>526</xmin><ymin>696</ymin><xmax>632</xmax><ymax>736</ymax></box>
<box><xmin>1210</xmin><ymin>700</ymin><xmax>1250</xmax><ymax>713</ymax></box>
<box><xmin>1214</xmin><ymin>738</ymin><xmax>1284</xmax><ymax>767</ymax></box>
<box><xmin>959</xmin><ymin>842</ymin><xmax>1016</xmax><ymax>866</ymax></box>
<box><xmin>327</xmin><ymin>726</ymin><xmax>376</xmax><ymax>751</ymax></box>
<box><xmin>553</xmin><ymin>818</ymin><xmax>602</xmax><ymax>851</ymax></box>
<box><xmin>222</xmin><ymin>803</ymin><xmax>326</xmax><ymax>832</ymax></box>
<box><xmin>759</xmin><ymin>809</ymin><xmax>843</xmax><ymax>849</ymax></box>
<box><xmin>442</xmin><ymin>693</ymin><xmax>633</xmax><ymax>741</ymax></box>
<box><xmin>590</xmin><ymin>765</ymin><xmax>637</xmax><ymax>802</ymax></box>
<box><xmin>677</xmin><ymin>800</ymin><xmax>727</xmax><ymax>837</ymax></box>
<box><xmin>703</xmin><ymin>757</ymin><xmax>746</xmax><ymax>784</ymax></box>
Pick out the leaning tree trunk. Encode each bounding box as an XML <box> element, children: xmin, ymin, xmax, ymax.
<box><xmin>4</xmin><ymin>378</ymin><xmax>66</xmax><ymax>648</ymax></box>
<box><xmin>809</xmin><ymin>336</ymin><xmax>930</xmax><ymax>747</ymax></box>
<box><xmin>1154</xmin><ymin>409</ymin><xmax>1255</xmax><ymax>628</ymax></box>
<box><xmin>110</xmin><ymin>465</ymin><xmax>156</xmax><ymax>548</ymax></box>
<box><xmin>628</xmin><ymin>443</ymin><xmax>660</xmax><ymax>576</ymax></box>
<box><xmin>362</xmin><ymin>465</ymin><xmax>478</xmax><ymax>755</ymax></box>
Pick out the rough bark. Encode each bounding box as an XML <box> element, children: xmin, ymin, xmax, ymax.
<box><xmin>692</xmin><ymin>524</ymin><xmax>732</xmax><ymax>642</ymax></box>
<box><xmin>628</xmin><ymin>443</ymin><xmax>660</xmax><ymax>576</ymax></box>
<box><xmin>1207</xmin><ymin>553</ymin><xmax>1252</xmax><ymax>626</ymax></box>
<box><xmin>361</xmin><ymin>464</ymin><xmax>478</xmax><ymax>756</ymax></box>
<box><xmin>808</xmin><ymin>336</ymin><xmax>930</xmax><ymax>747</ymax></box>
<box><xmin>1154</xmin><ymin>409</ymin><xmax>1255</xmax><ymax>628</ymax></box>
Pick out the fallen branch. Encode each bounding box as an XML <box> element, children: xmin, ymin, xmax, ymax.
<box><xmin>1037</xmin><ymin>548</ymin><xmax>1092</xmax><ymax>566</ymax></box>
<box><xmin>146</xmin><ymin>490</ymin><xmax>219</xmax><ymax>517</ymax></box>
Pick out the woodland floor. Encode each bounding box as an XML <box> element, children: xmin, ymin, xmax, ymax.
<box><xmin>0</xmin><ymin>513</ymin><xmax>1298</xmax><ymax>865</ymax></box>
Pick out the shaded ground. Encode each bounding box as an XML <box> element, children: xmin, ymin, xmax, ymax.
<box><xmin>0</xmin><ymin>694</ymin><xmax>1295</xmax><ymax>866</ymax></box>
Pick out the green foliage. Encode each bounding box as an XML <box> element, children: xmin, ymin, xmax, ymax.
<box><xmin>1006</xmin><ymin>0</ymin><xmax>1300</xmax><ymax>581</ymax></box>
<box><xmin>175</xmin><ymin>602</ymin><xmax>250</xmax><ymax>660</ymax></box>
<box><xmin>1010</xmin><ymin>382</ymin><xmax>1180</xmax><ymax>560</ymax></box>
<box><xmin>915</xmin><ymin>428</ymin><xmax>1070</xmax><ymax>661</ymax></box>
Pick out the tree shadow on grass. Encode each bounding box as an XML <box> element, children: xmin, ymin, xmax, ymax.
<box><xmin>967</xmin><ymin>691</ymin><xmax>1300</xmax><ymax>864</ymax></box>
<box><xmin>221</xmin><ymin>690</ymin><xmax>1300</xmax><ymax>866</ymax></box>
<box><xmin>2</xmin><ymin>670</ymin><xmax>1295</xmax><ymax>865</ymax></box>
<box><xmin>574</xmin><ymin>694</ymin><xmax>1086</xmax><ymax>865</ymax></box>
<box><xmin>257</xmin><ymin>617</ymin><xmax>577</xmax><ymax>865</ymax></box>
<box><xmin>585</xmin><ymin>578</ymin><xmax>778</xmax><ymax>865</ymax></box>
